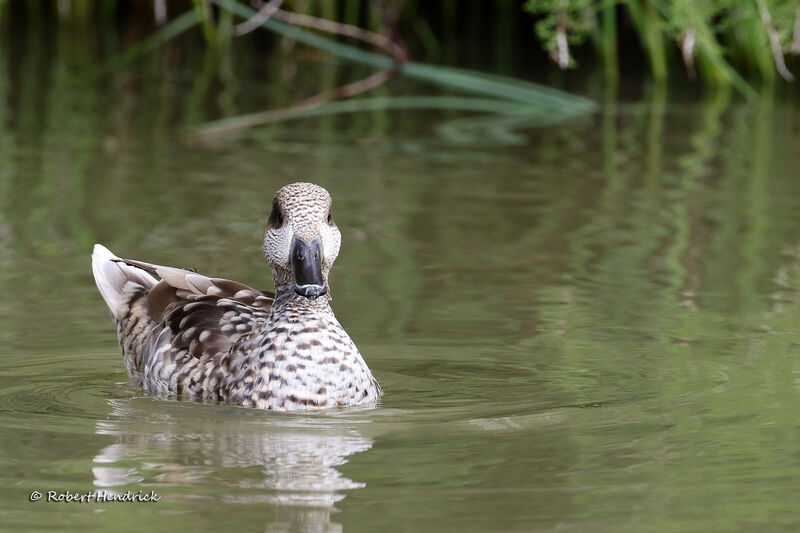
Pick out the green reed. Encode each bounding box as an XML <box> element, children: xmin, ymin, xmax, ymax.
<box><xmin>526</xmin><ymin>0</ymin><xmax>797</xmax><ymax>95</ymax></box>
<box><xmin>1</xmin><ymin>0</ymin><xmax>795</xmax><ymax>99</ymax></box>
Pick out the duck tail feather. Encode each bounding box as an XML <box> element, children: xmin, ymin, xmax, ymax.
<box><xmin>92</xmin><ymin>244</ymin><xmax>157</xmax><ymax>320</ymax></box>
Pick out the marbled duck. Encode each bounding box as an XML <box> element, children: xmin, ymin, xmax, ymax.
<box><xmin>91</xmin><ymin>182</ymin><xmax>381</xmax><ymax>410</ymax></box>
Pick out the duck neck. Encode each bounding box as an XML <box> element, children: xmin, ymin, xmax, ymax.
<box><xmin>271</xmin><ymin>265</ymin><xmax>295</xmax><ymax>298</ymax></box>
<box><xmin>271</xmin><ymin>265</ymin><xmax>332</xmax><ymax>314</ymax></box>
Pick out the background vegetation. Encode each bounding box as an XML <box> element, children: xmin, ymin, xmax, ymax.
<box><xmin>2</xmin><ymin>0</ymin><xmax>798</xmax><ymax>104</ymax></box>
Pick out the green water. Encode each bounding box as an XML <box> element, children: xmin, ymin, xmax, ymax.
<box><xmin>3</xmin><ymin>27</ymin><xmax>800</xmax><ymax>532</ymax></box>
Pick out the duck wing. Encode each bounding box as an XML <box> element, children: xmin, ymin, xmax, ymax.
<box><xmin>114</xmin><ymin>257</ymin><xmax>274</xmax><ymax>361</ymax></box>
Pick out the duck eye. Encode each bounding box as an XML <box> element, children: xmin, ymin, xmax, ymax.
<box><xmin>268</xmin><ymin>201</ymin><xmax>284</xmax><ymax>229</ymax></box>
<box><xmin>326</xmin><ymin>212</ymin><xmax>333</xmax><ymax>225</ymax></box>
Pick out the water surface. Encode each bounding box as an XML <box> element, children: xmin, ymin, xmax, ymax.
<box><xmin>2</xmin><ymin>33</ymin><xmax>800</xmax><ymax>532</ymax></box>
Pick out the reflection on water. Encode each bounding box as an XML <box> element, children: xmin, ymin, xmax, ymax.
<box><xmin>92</xmin><ymin>400</ymin><xmax>373</xmax><ymax>532</ymax></box>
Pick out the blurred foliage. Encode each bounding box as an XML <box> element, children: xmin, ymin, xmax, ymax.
<box><xmin>0</xmin><ymin>0</ymin><xmax>798</xmax><ymax>102</ymax></box>
<box><xmin>523</xmin><ymin>0</ymin><xmax>799</xmax><ymax>93</ymax></box>
<box><xmin>524</xmin><ymin>0</ymin><xmax>594</xmax><ymax>68</ymax></box>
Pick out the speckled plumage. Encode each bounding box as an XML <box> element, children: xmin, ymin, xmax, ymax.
<box><xmin>92</xmin><ymin>182</ymin><xmax>381</xmax><ymax>411</ymax></box>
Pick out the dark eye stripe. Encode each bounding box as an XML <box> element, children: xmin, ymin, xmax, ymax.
<box><xmin>268</xmin><ymin>199</ymin><xmax>284</xmax><ymax>229</ymax></box>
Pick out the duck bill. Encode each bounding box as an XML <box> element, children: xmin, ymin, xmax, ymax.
<box><xmin>291</xmin><ymin>235</ymin><xmax>327</xmax><ymax>299</ymax></box>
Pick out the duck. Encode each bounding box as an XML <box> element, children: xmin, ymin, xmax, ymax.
<box><xmin>91</xmin><ymin>182</ymin><xmax>381</xmax><ymax>411</ymax></box>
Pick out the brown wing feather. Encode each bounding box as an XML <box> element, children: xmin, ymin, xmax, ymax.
<box><xmin>162</xmin><ymin>290</ymin><xmax>274</xmax><ymax>360</ymax></box>
<box><xmin>117</xmin><ymin>256</ymin><xmax>275</xmax><ymax>360</ymax></box>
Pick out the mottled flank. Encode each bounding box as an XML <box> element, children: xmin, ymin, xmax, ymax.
<box><xmin>92</xmin><ymin>182</ymin><xmax>381</xmax><ymax>411</ymax></box>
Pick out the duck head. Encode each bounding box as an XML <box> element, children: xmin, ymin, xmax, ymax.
<box><xmin>263</xmin><ymin>182</ymin><xmax>341</xmax><ymax>299</ymax></box>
